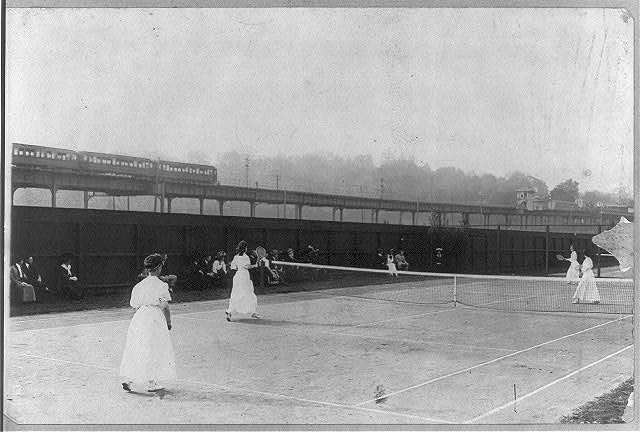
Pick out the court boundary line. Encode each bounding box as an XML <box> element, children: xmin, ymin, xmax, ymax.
<box><xmin>464</xmin><ymin>344</ymin><xmax>634</xmax><ymax>424</ymax></box>
<box><xmin>8</xmin><ymin>351</ymin><xmax>455</xmax><ymax>424</ymax></box>
<box><xmin>353</xmin><ymin>314</ymin><xmax>633</xmax><ymax>406</ymax></box>
<box><xmin>179</xmin><ymin>377</ymin><xmax>456</xmax><ymax>424</ymax></box>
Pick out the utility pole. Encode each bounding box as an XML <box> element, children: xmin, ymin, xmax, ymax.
<box><xmin>380</xmin><ymin>177</ymin><xmax>384</xmax><ymax>200</ymax></box>
<box><xmin>245</xmin><ymin>156</ymin><xmax>250</xmax><ymax>187</ymax></box>
<box><xmin>360</xmin><ymin>185</ymin><xmax>364</xmax><ymax>222</ymax></box>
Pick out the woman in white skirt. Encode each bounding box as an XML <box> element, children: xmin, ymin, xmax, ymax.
<box><xmin>121</xmin><ymin>253</ymin><xmax>176</xmax><ymax>392</ymax></box>
<box><xmin>572</xmin><ymin>249</ymin><xmax>600</xmax><ymax>304</ymax></box>
<box><xmin>387</xmin><ymin>250</ymin><xmax>398</xmax><ymax>277</ymax></box>
<box><xmin>564</xmin><ymin>245</ymin><xmax>580</xmax><ymax>284</ymax></box>
<box><xmin>226</xmin><ymin>240</ymin><xmax>261</xmax><ymax>321</ymax></box>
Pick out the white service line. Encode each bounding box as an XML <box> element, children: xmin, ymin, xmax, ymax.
<box><xmin>353</xmin><ymin>314</ymin><xmax>633</xmax><ymax>407</ymax></box>
<box><xmin>465</xmin><ymin>344</ymin><xmax>634</xmax><ymax>424</ymax></box>
<box><xmin>9</xmin><ymin>351</ymin><xmax>454</xmax><ymax>424</ymax></box>
<box><xmin>9</xmin><ymin>306</ymin><xmax>227</xmax><ymax>333</ymax></box>
<box><xmin>178</xmin><ymin>377</ymin><xmax>456</xmax><ymax>424</ymax></box>
<box><xmin>13</xmin><ymin>352</ymin><xmax>114</xmax><ymax>371</ymax></box>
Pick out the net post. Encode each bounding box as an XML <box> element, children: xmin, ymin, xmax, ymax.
<box><xmin>453</xmin><ymin>276</ymin><xmax>457</xmax><ymax>307</ymax></box>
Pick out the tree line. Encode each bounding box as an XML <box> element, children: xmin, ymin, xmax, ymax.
<box><xmin>214</xmin><ymin>151</ymin><xmax>633</xmax><ymax>208</ymax></box>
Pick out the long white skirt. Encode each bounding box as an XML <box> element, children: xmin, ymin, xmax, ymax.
<box><xmin>227</xmin><ymin>270</ymin><xmax>257</xmax><ymax>315</ymax></box>
<box><xmin>565</xmin><ymin>262</ymin><xmax>580</xmax><ymax>280</ymax></box>
<box><xmin>387</xmin><ymin>263</ymin><xmax>398</xmax><ymax>275</ymax></box>
<box><xmin>120</xmin><ymin>306</ymin><xmax>176</xmax><ymax>383</ymax></box>
<box><xmin>572</xmin><ymin>270</ymin><xmax>600</xmax><ymax>303</ymax></box>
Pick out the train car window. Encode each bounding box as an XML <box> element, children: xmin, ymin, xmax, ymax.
<box><xmin>18</xmin><ymin>150</ymin><xmax>24</xmax><ymax>156</ymax></box>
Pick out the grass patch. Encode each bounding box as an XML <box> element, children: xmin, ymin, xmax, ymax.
<box><xmin>560</xmin><ymin>377</ymin><xmax>634</xmax><ymax>424</ymax></box>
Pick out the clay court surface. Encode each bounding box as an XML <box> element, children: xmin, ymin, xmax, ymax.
<box><xmin>4</xmin><ymin>281</ymin><xmax>634</xmax><ymax>425</ymax></box>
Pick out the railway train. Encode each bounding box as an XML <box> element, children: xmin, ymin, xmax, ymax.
<box><xmin>11</xmin><ymin>143</ymin><xmax>218</xmax><ymax>186</ymax></box>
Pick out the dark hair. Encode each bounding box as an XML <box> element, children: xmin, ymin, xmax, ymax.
<box><xmin>237</xmin><ymin>240</ymin><xmax>248</xmax><ymax>255</ymax></box>
<box><xmin>583</xmin><ymin>248</ymin><xmax>593</xmax><ymax>258</ymax></box>
<box><xmin>144</xmin><ymin>253</ymin><xmax>164</xmax><ymax>270</ymax></box>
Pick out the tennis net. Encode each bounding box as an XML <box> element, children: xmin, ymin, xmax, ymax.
<box><xmin>268</xmin><ymin>261</ymin><xmax>634</xmax><ymax>314</ymax></box>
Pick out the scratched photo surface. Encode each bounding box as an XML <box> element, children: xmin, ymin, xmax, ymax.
<box><xmin>4</xmin><ymin>6</ymin><xmax>635</xmax><ymax>426</ymax></box>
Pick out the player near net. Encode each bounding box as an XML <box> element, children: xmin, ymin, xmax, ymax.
<box><xmin>556</xmin><ymin>244</ymin><xmax>580</xmax><ymax>285</ymax></box>
<box><xmin>225</xmin><ymin>240</ymin><xmax>264</xmax><ymax>321</ymax></box>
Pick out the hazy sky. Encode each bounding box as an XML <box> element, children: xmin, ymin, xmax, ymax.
<box><xmin>6</xmin><ymin>7</ymin><xmax>634</xmax><ymax>192</ymax></box>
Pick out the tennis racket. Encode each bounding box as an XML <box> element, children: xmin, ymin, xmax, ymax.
<box><xmin>556</xmin><ymin>254</ymin><xmax>566</xmax><ymax>261</ymax></box>
<box><xmin>255</xmin><ymin>246</ymin><xmax>267</xmax><ymax>267</ymax></box>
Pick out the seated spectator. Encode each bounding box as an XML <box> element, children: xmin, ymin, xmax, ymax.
<box><xmin>54</xmin><ymin>253</ymin><xmax>82</xmax><ymax>299</ymax></box>
<box><xmin>276</xmin><ymin>248</ymin><xmax>298</xmax><ymax>282</ymax></box>
<box><xmin>24</xmin><ymin>256</ymin><xmax>49</xmax><ymax>298</ymax></box>
<box><xmin>375</xmin><ymin>248</ymin><xmax>386</xmax><ymax>269</ymax></box>
<box><xmin>199</xmin><ymin>253</ymin><xmax>215</xmax><ymax>289</ymax></box>
<box><xmin>259</xmin><ymin>251</ymin><xmax>281</xmax><ymax>286</ymax></box>
<box><xmin>182</xmin><ymin>255</ymin><xmax>204</xmax><ymax>290</ymax></box>
<box><xmin>211</xmin><ymin>251</ymin><xmax>228</xmax><ymax>285</ymax></box>
<box><xmin>10</xmin><ymin>256</ymin><xmax>37</xmax><ymax>303</ymax></box>
<box><xmin>395</xmin><ymin>250</ymin><xmax>409</xmax><ymax>271</ymax></box>
<box><xmin>300</xmin><ymin>244</ymin><xmax>320</xmax><ymax>264</ymax></box>
<box><xmin>282</xmin><ymin>248</ymin><xmax>296</xmax><ymax>262</ymax></box>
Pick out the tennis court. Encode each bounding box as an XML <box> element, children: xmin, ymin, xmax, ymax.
<box><xmin>4</xmin><ymin>268</ymin><xmax>634</xmax><ymax>425</ymax></box>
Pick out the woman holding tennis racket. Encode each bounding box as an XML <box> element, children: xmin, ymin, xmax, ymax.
<box><xmin>226</xmin><ymin>240</ymin><xmax>262</xmax><ymax>321</ymax></box>
<box><xmin>558</xmin><ymin>245</ymin><xmax>580</xmax><ymax>284</ymax></box>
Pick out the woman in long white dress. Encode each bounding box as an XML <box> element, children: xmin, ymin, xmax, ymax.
<box><xmin>564</xmin><ymin>245</ymin><xmax>580</xmax><ymax>284</ymax></box>
<box><xmin>120</xmin><ymin>254</ymin><xmax>176</xmax><ymax>392</ymax></box>
<box><xmin>572</xmin><ymin>249</ymin><xmax>600</xmax><ymax>304</ymax></box>
<box><xmin>386</xmin><ymin>250</ymin><xmax>398</xmax><ymax>277</ymax></box>
<box><xmin>226</xmin><ymin>240</ymin><xmax>261</xmax><ymax>321</ymax></box>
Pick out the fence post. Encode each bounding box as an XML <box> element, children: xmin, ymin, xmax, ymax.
<box><xmin>545</xmin><ymin>225</ymin><xmax>550</xmax><ymax>276</ymax></box>
<box><xmin>496</xmin><ymin>225</ymin><xmax>501</xmax><ymax>274</ymax></box>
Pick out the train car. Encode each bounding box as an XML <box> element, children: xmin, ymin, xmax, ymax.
<box><xmin>11</xmin><ymin>143</ymin><xmax>80</xmax><ymax>171</ymax></box>
<box><xmin>157</xmin><ymin>160</ymin><xmax>218</xmax><ymax>185</ymax></box>
<box><xmin>78</xmin><ymin>151</ymin><xmax>156</xmax><ymax>179</ymax></box>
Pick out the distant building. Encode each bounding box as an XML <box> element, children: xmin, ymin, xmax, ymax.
<box><xmin>515</xmin><ymin>188</ymin><xmax>536</xmax><ymax>209</ymax></box>
<box><xmin>516</xmin><ymin>188</ymin><xmax>548</xmax><ymax>211</ymax></box>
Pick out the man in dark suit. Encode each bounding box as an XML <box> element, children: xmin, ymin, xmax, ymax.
<box><xmin>24</xmin><ymin>256</ymin><xmax>49</xmax><ymax>298</ymax></box>
<box><xmin>10</xmin><ymin>256</ymin><xmax>36</xmax><ymax>303</ymax></box>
